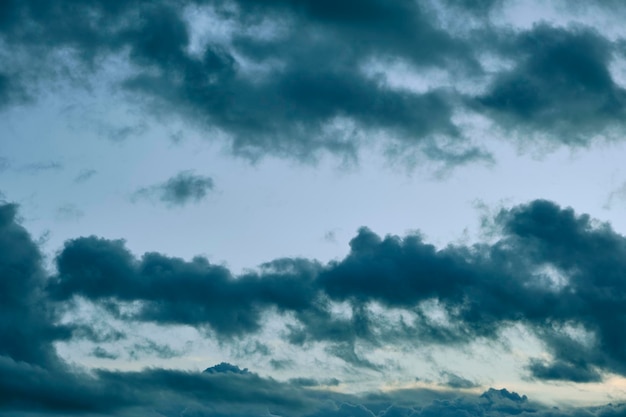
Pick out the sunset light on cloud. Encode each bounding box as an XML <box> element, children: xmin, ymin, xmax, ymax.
<box><xmin>4</xmin><ymin>1</ymin><xmax>626</xmax><ymax>416</ymax></box>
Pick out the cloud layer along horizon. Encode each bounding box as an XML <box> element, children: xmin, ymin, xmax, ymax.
<box><xmin>3</xmin><ymin>198</ymin><xmax>626</xmax><ymax>414</ymax></box>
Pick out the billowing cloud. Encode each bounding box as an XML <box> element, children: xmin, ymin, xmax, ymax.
<box><xmin>4</xmin><ymin>200</ymin><xmax>626</xmax><ymax>414</ymax></box>
<box><xmin>440</xmin><ymin>371</ymin><xmax>480</xmax><ymax>389</ymax></box>
<box><xmin>44</xmin><ymin>198</ymin><xmax>626</xmax><ymax>384</ymax></box>
<box><xmin>0</xmin><ymin>203</ymin><xmax>69</xmax><ymax>370</ymax></box>
<box><xmin>476</xmin><ymin>24</ymin><xmax>626</xmax><ymax>144</ymax></box>
<box><xmin>204</xmin><ymin>362</ymin><xmax>250</xmax><ymax>375</ymax></box>
<box><xmin>5</xmin><ymin>1</ymin><xmax>626</xmax><ymax>165</ymax></box>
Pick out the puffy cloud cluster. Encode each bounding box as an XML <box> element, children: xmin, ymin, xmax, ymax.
<box><xmin>3</xmin><ymin>1</ymin><xmax>626</xmax><ymax>164</ymax></box>
<box><xmin>45</xmin><ymin>199</ymin><xmax>626</xmax><ymax>384</ymax></box>
<box><xmin>4</xmin><ymin>199</ymin><xmax>626</xmax><ymax>414</ymax></box>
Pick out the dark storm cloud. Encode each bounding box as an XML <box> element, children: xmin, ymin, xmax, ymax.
<box><xmin>70</xmin><ymin>323</ymin><xmax>126</xmax><ymax>343</ymax></box>
<box><xmin>133</xmin><ymin>171</ymin><xmax>215</xmax><ymax>207</ymax></box>
<box><xmin>312</xmin><ymin>200</ymin><xmax>626</xmax><ymax>381</ymax></box>
<box><xmin>289</xmin><ymin>377</ymin><xmax>340</xmax><ymax>387</ymax></box>
<box><xmin>0</xmin><ymin>203</ymin><xmax>69</xmax><ymax>369</ymax></box>
<box><xmin>204</xmin><ymin>362</ymin><xmax>250</xmax><ymax>375</ymax></box>
<box><xmin>6</xmin><ymin>199</ymin><xmax>626</xmax><ymax>414</ymax></box>
<box><xmin>0</xmin><ymin>72</ymin><xmax>24</xmax><ymax>108</ymax></box>
<box><xmin>476</xmin><ymin>24</ymin><xmax>626</xmax><ymax>145</ymax></box>
<box><xmin>47</xmin><ymin>199</ymin><xmax>626</xmax><ymax>382</ymax></box>
<box><xmin>0</xmin><ymin>201</ymin><xmax>131</xmax><ymax>413</ymax></box>
<box><xmin>0</xmin><ymin>0</ymin><xmax>486</xmax><ymax>164</ymax></box>
<box><xmin>49</xmin><ymin>238</ymin><xmax>321</xmax><ymax>336</ymax></box>
<box><xmin>5</xmin><ymin>1</ymin><xmax>626</xmax><ymax>162</ymax></box>
<box><xmin>0</xmin><ymin>206</ymin><xmax>311</xmax><ymax>416</ymax></box>
<box><xmin>527</xmin><ymin>358</ymin><xmax>603</xmax><ymax>383</ymax></box>
<box><xmin>0</xmin><ymin>358</ymin><xmax>313</xmax><ymax>416</ymax></box>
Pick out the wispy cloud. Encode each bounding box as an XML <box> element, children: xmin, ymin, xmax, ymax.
<box><xmin>74</xmin><ymin>169</ymin><xmax>97</xmax><ymax>184</ymax></box>
<box><xmin>132</xmin><ymin>171</ymin><xmax>215</xmax><ymax>207</ymax></box>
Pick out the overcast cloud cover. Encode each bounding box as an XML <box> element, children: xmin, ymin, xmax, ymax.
<box><xmin>5</xmin><ymin>0</ymin><xmax>626</xmax><ymax>415</ymax></box>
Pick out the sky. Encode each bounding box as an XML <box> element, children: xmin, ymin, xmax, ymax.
<box><xmin>5</xmin><ymin>0</ymin><xmax>626</xmax><ymax>415</ymax></box>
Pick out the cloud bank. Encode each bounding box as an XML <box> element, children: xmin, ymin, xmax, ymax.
<box><xmin>3</xmin><ymin>197</ymin><xmax>626</xmax><ymax>414</ymax></box>
<box><xmin>3</xmin><ymin>1</ymin><xmax>626</xmax><ymax>164</ymax></box>
<box><xmin>46</xmin><ymin>199</ymin><xmax>626</xmax><ymax>384</ymax></box>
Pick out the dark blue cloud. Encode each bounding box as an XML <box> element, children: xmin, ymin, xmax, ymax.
<box><xmin>45</xmin><ymin>198</ymin><xmax>626</xmax><ymax>384</ymax></box>
<box><xmin>5</xmin><ymin>200</ymin><xmax>626</xmax><ymax>414</ymax></box>
<box><xmin>477</xmin><ymin>25</ymin><xmax>626</xmax><ymax>145</ymax></box>
<box><xmin>0</xmin><ymin>203</ymin><xmax>70</xmax><ymax>369</ymax></box>
<box><xmin>204</xmin><ymin>362</ymin><xmax>250</xmax><ymax>375</ymax></box>
<box><xmin>4</xmin><ymin>1</ymin><xmax>626</xmax><ymax>165</ymax></box>
<box><xmin>1</xmin><ymin>0</ymin><xmax>596</xmax><ymax>165</ymax></box>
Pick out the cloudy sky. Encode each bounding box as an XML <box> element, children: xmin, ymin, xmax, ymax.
<box><xmin>5</xmin><ymin>0</ymin><xmax>626</xmax><ymax>415</ymax></box>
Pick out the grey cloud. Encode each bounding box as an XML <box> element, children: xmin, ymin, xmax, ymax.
<box><xmin>69</xmin><ymin>323</ymin><xmax>126</xmax><ymax>343</ymax></box>
<box><xmin>0</xmin><ymin>71</ymin><xmax>26</xmax><ymax>108</ymax></box>
<box><xmin>204</xmin><ymin>362</ymin><xmax>250</xmax><ymax>375</ymax></box>
<box><xmin>127</xmin><ymin>339</ymin><xmax>182</xmax><ymax>360</ymax></box>
<box><xmin>0</xmin><ymin>0</ymin><xmax>526</xmax><ymax>165</ymax></box>
<box><xmin>0</xmin><ymin>358</ymin><xmax>313</xmax><ymax>416</ymax></box>
<box><xmin>440</xmin><ymin>371</ymin><xmax>480</xmax><ymax>389</ymax></box>
<box><xmin>476</xmin><ymin>24</ymin><xmax>626</xmax><ymax>145</ymax></box>
<box><xmin>527</xmin><ymin>358</ymin><xmax>602</xmax><ymax>383</ymax></box>
<box><xmin>133</xmin><ymin>171</ymin><xmax>215</xmax><ymax>207</ymax></box>
<box><xmin>118</xmin><ymin>0</ymin><xmax>486</xmax><ymax>164</ymax></box>
<box><xmin>0</xmin><ymin>73</ymin><xmax>10</xmax><ymax>106</ymax></box>
<box><xmin>2</xmin><ymin>203</ymin><xmax>626</xmax><ymax>416</ymax></box>
<box><xmin>93</xmin><ymin>367</ymin><xmax>316</xmax><ymax>415</ymax></box>
<box><xmin>0</xmin><ymin>356</ymin><xmax>131</xmax><ymax>414</ymax></box>
<box><xmin>0</xmin><ymin>206</ymin><xmax>314</xmax><ymax>415</ymax></box>
<box><xmin>91</xmin><ymin>346</ymin><xmax>119</xmax><ymax>360</ymax></box>
<box><xmin>49</xmin><ymin>241</ymin><xmax>320</xmax><ymax>337</ymax></box>
<box><xmin>47</xmin><ymin>199</ymin><xmax>626</xmax><ymax>382</ymax></box>
<box><xmin>4</xmin><ymin>0</ymin><xmax>626</xmax><ymax>165</ymax></box>
<box><xmin>0</xmin><ymin>202</ymin><xmax>130</xmax><ymax>413</ymax></box>
<box><xmin>270</xmin><ymin>359</ymin><xmax>295</xmax><ymax>370</ymax></box>
<box><xmin>289</xmin><ymin>377</ymin><xmax>341</xmax><ymax>387</ymax></box>
<box><xmin>443</xmin><ymin>0</ymin><xmax>502</xmax><ymax>14</ymax></box>
<box><xmin>0</xmin><ymin>203</ymin><xmax>70</xmax><ymax>370</ymax></box>
<box><xmin>313</xmin><ymin>201</ymin><xmax>626</xmax><ymax>379</ymax></box>
<box><xmin>325</xmin><ymin>342</ymin><xmax>383</xmax><ymax>371</ymax></box>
